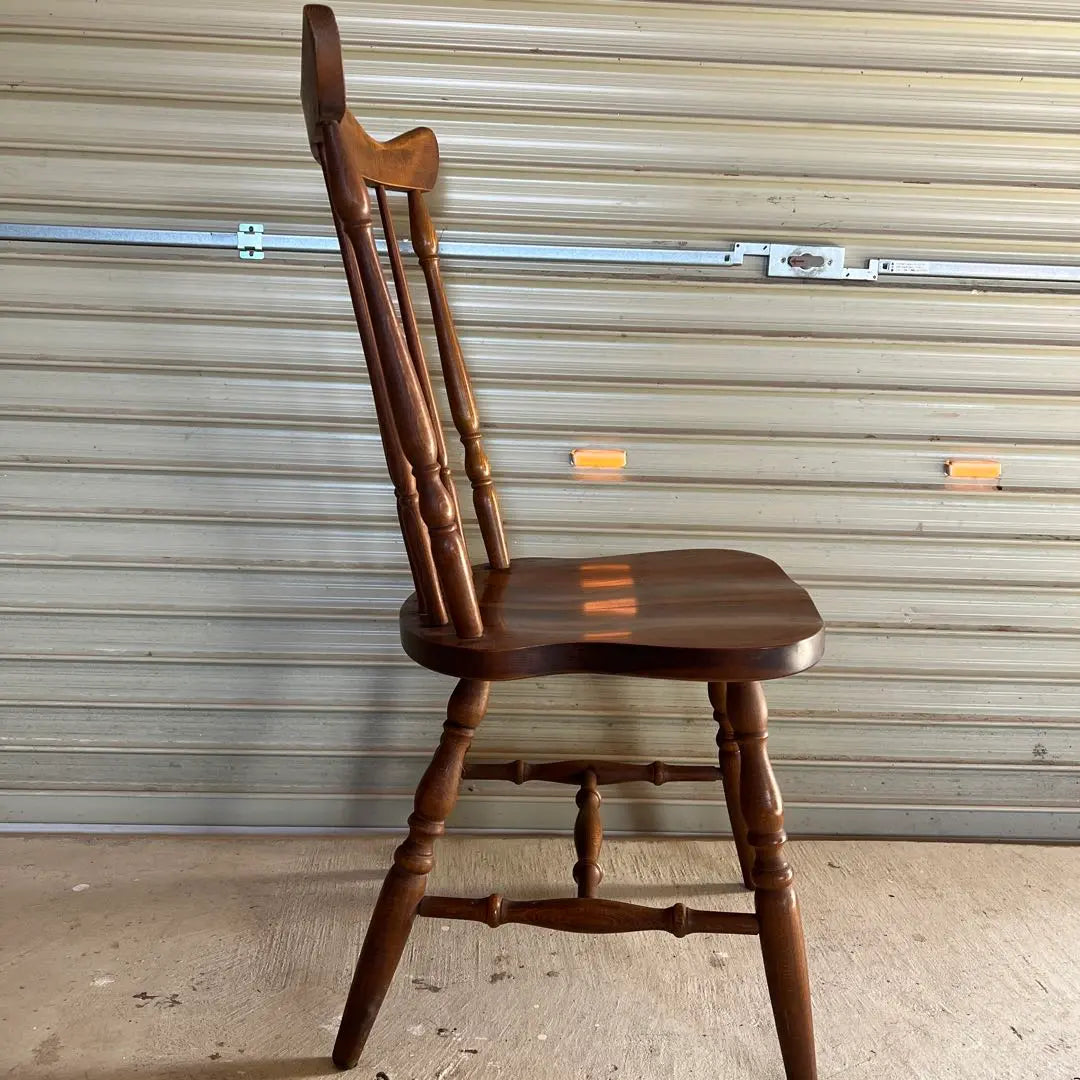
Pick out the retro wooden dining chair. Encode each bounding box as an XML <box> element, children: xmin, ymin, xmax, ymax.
<box><xmin>301</xmin><ymin>6</ymin><xmax>824</xmax><ymax>1077</ymax></box>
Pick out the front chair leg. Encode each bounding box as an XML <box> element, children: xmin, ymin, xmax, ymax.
<box><xmin>333</xmin><ymin>678</ymin><xmax>490</xmax><ymax>1069</ymax></box>
<box><xmin>727</xmin><ymin>681</ymin><xmax>817</xmax><ymax>1080</ymax></box>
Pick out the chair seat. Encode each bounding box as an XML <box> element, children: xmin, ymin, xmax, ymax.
<box><xmin>401</xmin><ymin>548</ymin><xmax>824</xmax><ymax>682</ymax></box>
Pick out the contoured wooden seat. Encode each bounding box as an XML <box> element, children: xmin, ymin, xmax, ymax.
<box><xmin>403</xmin><ymin>549</ymin><xmax>823</xmax><ymax>682</ymax></box>
<box><xmin>301</xmin><ymin>6</ymin><xmax>823</xmax><ymax>1078</ymax></box>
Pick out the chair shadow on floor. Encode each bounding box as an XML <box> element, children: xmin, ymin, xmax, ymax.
<box><xmin>38</xmin><ymin>1058</ymin><xmax>337</xmax><ymax>1080</ymax></box>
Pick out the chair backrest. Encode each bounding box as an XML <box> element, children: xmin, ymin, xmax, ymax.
<box><xmin>301</xmin><ymin>3</ymin><xmax>509</xmax><ymax>640</ymax></box>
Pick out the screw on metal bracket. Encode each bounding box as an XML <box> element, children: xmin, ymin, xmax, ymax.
<box><xmin>237</xmin><ymin>222</ymin><xmax>264</xmax><ymax>260</ymax></box>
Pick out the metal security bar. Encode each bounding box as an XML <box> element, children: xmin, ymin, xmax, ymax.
<box><xmin>0</xmin><ymin>222</ymin><xmax>748</xmax><ymax>266</ymax></box>
<box><xmin>5</xmin><ymin>222</ymin><xmax>1080</xmax><ymax>285</ymax></box>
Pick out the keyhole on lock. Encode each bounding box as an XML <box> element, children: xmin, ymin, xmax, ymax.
<box><xmin>787</xmin><ymin>252</ymin><xmax>827</xmax><ymax>271</ymax></box>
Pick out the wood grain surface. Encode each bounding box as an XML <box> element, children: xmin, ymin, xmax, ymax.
<box><xmin>402</xmin><ymin>550</ymin><xmax>824</xmax><ymax>682</ymax></box>
<box><xmin>301</xmin><ymin>6</ymin><xmax>823</xmax><ymax>1074</ymax></box>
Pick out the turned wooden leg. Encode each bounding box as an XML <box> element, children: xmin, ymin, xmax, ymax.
<box><xmin>727</xmin><ymin>681</ymin><xmax>817</xmax><ymax>1080</ymax></box>
<box><xmin>333</xmin><ymin>679</ymin><xmax>490</xmax><ymax>1070</ymax></box>
<box><xmin>709</xmin><ymin>682</ymin><xmax>754</xmax><ymax>889</ymax></box>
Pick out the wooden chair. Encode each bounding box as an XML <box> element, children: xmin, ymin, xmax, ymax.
<box><xmin>300</xmin><ymin>6</ymin><xmax>825</xmax><ymax>1076</ymax></box>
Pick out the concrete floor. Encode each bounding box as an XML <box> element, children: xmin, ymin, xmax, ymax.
<box><xmin>0</xmin><ymin>836</ymin><xmax>1077</xmax><ymax>1080</ymax></box>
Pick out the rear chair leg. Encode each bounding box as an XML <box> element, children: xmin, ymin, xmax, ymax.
<box><xmin>727</xmin><ymin>681</ymin><xmax>817</xmax><ymax>1080</ymax></box>
<box><xmin>333</xmin><ymin>679</ymin><xmax>490</xmax><ymax>1069</ymax></box>
<box><xmin>709</xmin><ymin>682</ymin><xmax>754</xmax><ymax>889</ymax></box>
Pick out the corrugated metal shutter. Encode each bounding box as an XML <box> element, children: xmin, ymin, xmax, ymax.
<box><xmin>1</xmin><ymin>0</ymin><xmax>1078</xmax><ymax>838</ymax></box>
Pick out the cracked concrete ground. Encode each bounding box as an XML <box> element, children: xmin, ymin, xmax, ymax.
<box><xmin>1</xmin><ymin>835</ymin><xmax>1077</xmax><ymax>1079</ymax></box>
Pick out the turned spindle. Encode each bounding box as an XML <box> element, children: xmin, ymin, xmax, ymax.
<box><xmin>572</xmin><ymin>768</ymin><xmax>604</xmax><ymax>898</ymax></box>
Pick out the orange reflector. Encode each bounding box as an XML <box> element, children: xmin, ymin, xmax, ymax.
<box><xmin>582</xmin><ymin>630</ymin><xmax>633</xmax><ymax>641</ymax></box>
<box><xmin>580</xmin><ymin>562</ymin><xmax>631</xmax><ymax>573</ymax></box>
<box><xmin>571</xmin><ymin>448</ymin><xmax>627</xmax><ymax>469</ymax></box>
<box><xmin>945</xmin><ymin>458</ymin><xmax>1001</xmax><ymax>480</ymax></box>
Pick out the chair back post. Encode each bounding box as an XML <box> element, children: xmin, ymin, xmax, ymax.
<box><xmin>373</xmin><ymin>183</ymin><xmax>462</xmax><ymax>530</ymax></box>
<box><xmin>409</xmin><ymin>192</ymin><xmax>510</xmax><ymax>571</ymax></box>
<box><xmin>324</xmin><ymin>195</ymin><xmax>447</xmax><ymax>626</ymax></box>
<box><xmin>302</xmin><ymin>3</ymin><xmax>488</xmax><ymax>639</ymax></box>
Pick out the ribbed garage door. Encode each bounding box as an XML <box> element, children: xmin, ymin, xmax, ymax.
<box><xmin>1</xmin><ymin>0</ymin><xmax>1078</xmax><ymax>838</ymax></box>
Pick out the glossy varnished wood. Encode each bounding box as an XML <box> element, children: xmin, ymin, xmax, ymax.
<box><xmin>729</xmin><ymin>682</ymin><xmax>817</xmax><ymax>1080</ymax></box>
<box><xmin>332</xmin><ymin>679</ymin><xmax>489</xmax><ymax>1069</ymax></box>
<box><xmin>416</xmin><ymin>895</ymin><xmax>760</xmax><ymax>937</ymax></box>
<box><xmin>373</xmin><ymin>183</ymin><xmax>462</xmax><ymax>544</ymax></box>
<box><xmin>304</xmin><ymin>0</ymin><xmax>504</xmax><ymax>637</ymax></box>
<box><xmin>303</xmin><ymin>6</ymin><xmax>438</xmax><ymax>192</ymax></box>
<box><xmin>409</xmin><ymin>190</ymin><xmax>510</xmax><ymax>571</ymax></box>
<box><xmin>402</xmin><ymin>549</ymin><xmax>824</xmax><ymax>682</ymax></box>
<box><xmin>324</xmin><ymin>207</ymin><xmax>446</xmax><ymax>625</ymax></box>
<box><xmin>573</xmin><ymin>769</ymin><xmax>604</xmax><ymax>897</ymax></box>
<box><xmin>301</xmin><ymin>6</ymin><xmax>821</xmax><ymax>1078</ymax></box>
<box><xmin>462</xmin><ymin>759</ymin><xmax>722</xmax><ymax>786</ymax></box>
<box><xmin>712</xmin><ymin>682</ymin><xmax>756</xmax><ymax>889</ymax></box>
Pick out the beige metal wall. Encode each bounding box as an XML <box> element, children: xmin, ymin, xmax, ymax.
<box><xmin>1</xmin><ymin>0</ymin><xmax>1078</xmax><ymax>838</ymax></box>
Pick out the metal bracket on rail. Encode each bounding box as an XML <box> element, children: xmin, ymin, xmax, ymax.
<box><xmin>728</xmin><ymin>242</ymin><xmax>877</xmax><ymax>280</ymax></box>
<box><xmin>237</xmin><ymin>222</ymin><xmax>264</xmax><ymax>260</ymax></box>
<box><xmin>732</xmin><ymin>242</ymin><xmax>1080</xmax><ymax>285</ymax></box>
